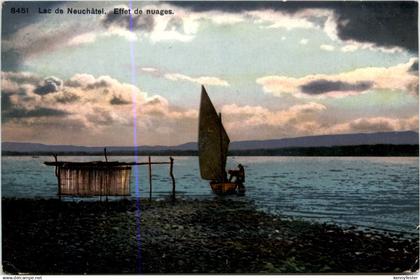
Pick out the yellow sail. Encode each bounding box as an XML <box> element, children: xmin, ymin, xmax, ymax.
<box><xmin>198</xmin><ymin>86</ymin><xmax>230</xmax><ymax>181</ymax></box>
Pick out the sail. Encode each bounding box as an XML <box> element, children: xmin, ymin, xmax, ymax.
<box><xmin>198</xmin><ymin>86</ymin><xmax>230</xmax><ymax>181</ymax></box>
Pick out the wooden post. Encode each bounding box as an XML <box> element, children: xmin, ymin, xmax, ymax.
<box><xmin>53</xmin><ymin>154</ymin><xmax>61</xmax><ymax>200</ymax></box>
<box><xmin>148</xmin><ymin>155</ymin><xmax>152</xmax><ymax>201</ymax></box>
<box><xmin>170</xmin><ymin>157</ymin><xmax>176</xmax><ymax>202</ymax></box>
<box><xmin>105</xmin><ymin>171</ymin><xmax>109</xmax><ymax>203</ymax></box>
<box><xmin>104</xmin><ymin>148</ymin><xmax>108</xmax><ymax>203</ymax></box>
<box><xmin>104</xmin><ymin>148</ymin><xmax>108</xmax><ymax>162</ymax></box>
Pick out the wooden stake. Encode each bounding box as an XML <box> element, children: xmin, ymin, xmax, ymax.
<box><xmin>148</xmin><ymin>155</ymin><xmax>152</xmax><ymax>201</ymax></box>
<box><xmin>104</xmin><ymin>148</ymin><xmax>108</xmax><ymax>162</ymax></box>
<box><xmin>53</xmin><ymin>154</ymin><xmax>61</xmax><ymax>201</ymax></box>
<box><xmin>170</xmin><ymin>157</ymin><xmax>176</xmax><ymax>202</ymax></box>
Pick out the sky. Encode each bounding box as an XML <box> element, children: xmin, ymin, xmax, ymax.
<box><xmin>1</xmin><ymin>1</ymin><xmax>418</xmax><ymax>146</ymax></box>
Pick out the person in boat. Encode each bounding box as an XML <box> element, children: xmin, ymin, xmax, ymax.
<box><xmin>228</xmin><ymin>164</ymin><xmax>245</xmax><ymax>186</ymax></box>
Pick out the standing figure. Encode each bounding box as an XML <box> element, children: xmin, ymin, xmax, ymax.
<box><xmin>228</xmin><ymin>164</ymin><xmax>246</xmax><ymax>192</ymax></box>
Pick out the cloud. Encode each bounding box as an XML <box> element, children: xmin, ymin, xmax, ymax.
<box><xmin>327</xmin><ymin>116</ymin><xmax>419</xmax><ymax>134</ymax></box>
<box><xmin>2</xmin><ymin>71</ymin><xmax>417</xmax><ymax>145</ymax></box>
<box><xmin>300</xmin><ymin>80</ymin><xmax>373</xmax><ymax>95</ymax></box>
<box><xmin>409</xmin><ymin>60</ymin><xmax>419</xmax><ymax>73</ymax></box>
<box><xmin>34</xmin><ymin>76</ymin><xmax>63</xmax><ymax>95</ymax></box>
<box><xmin>54</xmin><ymin>92</ymin><xmax>80</xmax><ymax>104</ymax></box>
<box><xmin>299</xmin><ymin>38</ymin><xmax>308</xmax><ymax>45</ymax></box>
<box><xmin>139</xmin><ymin>66</ymin><xmax>229</xmax><ymax>87</ymax></box>
<box><xmin>3</xmin><ymin>107</ymin><xmax>70</xmax><ymax>120</ymax></box>
<box><xmin>99</xmin><ymin>5</ymin><xmax>157</xmax><ymax>41</ymax></box>
<box><xmin>334</xmin><ymin>2</ymin><xmax>417</xmax><ymax>52</ymax></box>
<box><xmin>164</xmin><ymin>73</ymin><xmax>229</xmax><ymax>87</ymax></box>
<box><xmin>219</xmin><ymin>102</ymin><xmax>327</xmax><ymax>139</ymax></box>
<box><xmin>100</xmin><ymin>4</ymin><xmax>197</xmax><ymax>43</ymax></box>
<box><xmin>110</xmin><ymin>95</ymin><xmax>131</xmax><ymax>105</ymax></box>
<box><xmin>171</xmin><ymin>1</ymin><xmax>418</xmax><ymax>52</ymax></box>
<box><xmin>257</xmin><ymin>58</ymin><xmax>419</xmax><ymax>98</ymax></box>
<box><xmin>248</xmin><ymin>9</ymin><xmax>317</xmax><ymax>30</ymax></box>
<box><xmin>3</xmin><ymin>1</ymin><xmax>416</xmax><ymax>72</ymax></box>
<box><xmin>320</xmin><ymin>44</ymin><xmax>335</xmax><ymax>51</ymax></box>
<box><xmin>102</xmin><ymin>6</ymin><xmax>155</xmax><ymax>32</ymax></box>
<box><xmin>1</xmin><ymin>20</ymin><xmax>86</xmax><ymax>70</ymax></box>
<box><xmin>1</xmin><ymin>71</ymin><xmax>198</xmax><ymax>145</ymax></box>
<box><xmin>67</xmin><ymin>33</ymin><xmax>97</xmax><ymax>46</ymax></box>
<box><xmin>219</xmin><ymin>101</ymin><xmax>418</xmax><ymax>140</ymax></box>
<box><xmin>340</xmin><ymin>40</ymin><xmax>403</xmax><ymax>54</ymax></box>
<box><xmin>141</xmin><ymin>67</ymin><xmax>159</xmax><ymax>73</ymax></box>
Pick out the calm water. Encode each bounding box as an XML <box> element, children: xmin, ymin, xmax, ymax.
<box><xmin>2</xmin><ymin>156</ymin><xmax>419</xmax><ymax>234</ymax></box>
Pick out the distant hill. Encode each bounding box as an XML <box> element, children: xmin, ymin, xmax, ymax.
<box><xmin>2</xmin><ymin>131</ymin><xmax>418</xmax><ymax>154</ymax></box>
<box><xmin>229</xmin><ymin>131</ymin><xmax>419</xmax><ymax>150</ymax></box>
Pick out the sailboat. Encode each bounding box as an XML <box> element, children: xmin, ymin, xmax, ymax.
<box><xmin>198</xmin><ymin>85</ymin><xmax>244</xmax><ymax>194</ymax></box>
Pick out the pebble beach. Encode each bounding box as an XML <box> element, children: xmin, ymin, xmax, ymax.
<box><xmin>2</xmin><ymin>198</ymin><xmax>418</xmax><ymax>274</ymax></box>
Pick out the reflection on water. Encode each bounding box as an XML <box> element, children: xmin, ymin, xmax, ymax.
<box><xmin>2</xmin><ymin>156</ymin><xmax>419</xmax><ymax>234</ymax></box>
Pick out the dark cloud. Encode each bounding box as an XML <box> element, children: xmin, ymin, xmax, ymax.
<box><xmin>409</xmin><ymin>60</ymin><xmax>418</xmax><ymax>73</ymax></box>
<box><xmin>166</xmin><ymin>1</ymin><xmax>302</xmax><ymax>12</ymax></box>
<box><xmin>1</xmin><ymin>92</ymin><xmax>13</xmax><ymax>110</ymax></box>
<box><xmin>300</xmin><ymin>80</ymin><xmax>373</xmax><ymax>95</ymax></box>
<box><xmin>55</xmin><ymin>92</ymin><xmax>80</xmax><ymax>104</ymax></box>
<box><xmin>334</xmin><ymin>2</ymin><xmax>417</xmax><ymax>52</ymax></box>
<box><xmin>145</xmin><ymin>97</ymin><xmax>164</xmax><ymax>106</ymax></box>
<box><xmin>110</xmin><ymin>95</ymin><xmax>130</xmax><ymax>105</ymax></box>
<box><xmin>3</xmin><ymin>107</ymin><xmax>70</xmax><ymax>121</ymax></box>
<box><xmin>1</xmin><ymin>50</ymin><xmax>23</xmax><ymax>72</ymax></box>
<box><xmin>2</xmin><ymin>23</ymin><xmax>83</xmax><ymax>72</ymax></box>
<box><xmin>1</xmin><ymin>2</ymin><xmax>61</xmax><ymax>37</ymax></box>
<box><xmin>1</xmin><ymin>89</ymin><xmax>37</xmax><ymax>110</ymax></box>
<box><xmin>86</xmin><ymin>79</ymin><xmax>111</xmax><ymax>90</ymax></box>
<box><xmin>169</xmin><ymin>1</ymin><xmax>418</xmax><ymax>52</ymax></box>
<box><xmin>2</xmin><ymin>72</ymin><xmax>39</xmax><ymax>84</ymax></box>
<box><xmin>34</xmin><ymin>77</ymin><xmax>63</xmax><ymax>95</ymax></box>
<box><xmin>102</xmin><ymin>9</ymin><xmax>155</xmax><ymax>32</ymax></box>
<box><xmin>1</xmin><ymin>2</ymin><xmax>80</xmax><ymax>71</ymax></box>
<box><xmin>64</xmin><ymin>79</ymin><xmax>82</xmax><ymax>88</ymax></box>
<box><xmin>85</xmin><ymin>109</ymin><xmax>115</xmax><ymax>125</ymax></box>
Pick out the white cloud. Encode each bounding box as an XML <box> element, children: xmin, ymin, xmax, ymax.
<box><xmin>248</xmin><ymin>9</ymin><xmax>316</xmax><ymax>30</ymax></box>
<box><xmin>340</xmin><ymin>40</ymin><xmax>404</xmax><ymax>54</ymax></box>
<box><xmin>320</xmin><ymin>44</ymin><xmax>335</xmax><ymax>51</ymax></box>
<box><xmin>139</xmin><ymin>66</ymin><xmax>230</xmax><ymax>87</ymax></box>
<box><xmin>164</xmin><ymin>73</ymin><xmax>229</xmax><ymax>87</ymax></box>
<box><xmin>340</xmin><ymin>44</ymin><xmax>359</xmax><ymax>53</ymax></box>
<box><xmin>105</xmin><ymin>27</ymin><xmax>138</xmax><ymax>41</ymax></box>
<box><xmin>299</xmin><ymin>38</ymin><xmax>309</xmax><ymax>45</ymax></box>
<box><xmin>67</xmin><ymin>33</ymin><xmax>97</xmax><ymax>46</ymax></box>
<box><xmin>141</xmin><ymin>67</ymin><xmax>159</xmax><ymax>73</ymax></box>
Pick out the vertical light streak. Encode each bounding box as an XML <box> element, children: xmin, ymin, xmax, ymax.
<box><xmin>128</xmin><ymin>0</ymin><xmax>142</xmax><ymax>273</ymax></box>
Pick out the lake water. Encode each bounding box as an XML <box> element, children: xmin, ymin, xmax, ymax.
<box><xmin>2</xmin><ymin>156</ymin><xmax>419</xmax><ymax>234</ymax></box>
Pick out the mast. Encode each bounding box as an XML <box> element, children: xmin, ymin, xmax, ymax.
<box><xmin>219</xmin><ymin>112</ymin><xmax>224</xmax><ymax>182</ymax></box>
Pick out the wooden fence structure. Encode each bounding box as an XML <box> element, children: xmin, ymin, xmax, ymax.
<box><xmin>44</xmin><ymin>152</ymin><xmax>176</xmax><ymax>201</ymax></box>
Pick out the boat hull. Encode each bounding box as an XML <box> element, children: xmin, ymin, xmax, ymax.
<box><xmin>210</xmin><ymin>182</ymin><xmax>244</xmax><ymax>195</ymax></box>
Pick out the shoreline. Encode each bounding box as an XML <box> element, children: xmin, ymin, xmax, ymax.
<box><xmin>2</xmin><ymin>144</ymin><xmax>419</xmax><ymax>157</ymax></box>
<box><xmin>2</xmin><ymin>198</ymin><xmax>419</xmax><ymax>274</ymax></box>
